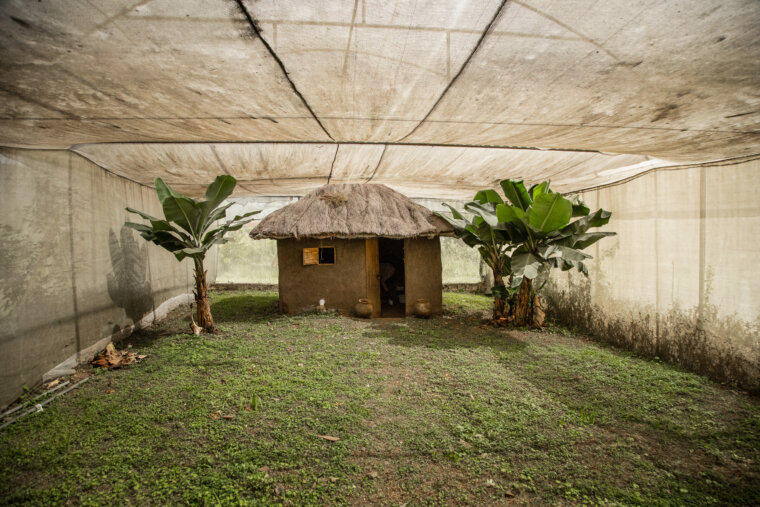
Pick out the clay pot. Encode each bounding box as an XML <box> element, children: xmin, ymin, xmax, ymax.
<box><xmin>355</xmin><ymin>298</ymin><xmax>373</xmax><ymax>318</ymax></box>
<box><xmin>413</xmin><ymin>298</ymin><xmax>431</xmax><ymax>318</ymax></box>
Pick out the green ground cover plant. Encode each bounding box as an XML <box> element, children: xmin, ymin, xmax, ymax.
<box><xmin>1</xmin><ymin>291</ymin><xmax>758</xmax><ymax>505</ymax></box>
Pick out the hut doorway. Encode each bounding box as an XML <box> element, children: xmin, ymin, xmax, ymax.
<box><xmin>378</xmin><ymin>238</ymin><xmax>405</xmax><ymax>317</ymax></box>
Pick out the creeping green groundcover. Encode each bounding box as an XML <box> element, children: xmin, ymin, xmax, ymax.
<box><xmin>1</xmin><ymin>291</ymin><xmax>758</xmax><ymax>505</ymax></box>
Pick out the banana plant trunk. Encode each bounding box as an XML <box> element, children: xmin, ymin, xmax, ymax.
<box><xmin>193</xmin><ymin>259</ymin><xmax>215</xmax><ymax>333</ymax></box>
<box><xmin>492</xmin><ymin>271</ymin><xmax>507</xmax><ymax>321</ymax></box>
<box><xmin>513</xmin><ymin>277</ymin><xmax>533</xmax><ymax>327</ymax></box>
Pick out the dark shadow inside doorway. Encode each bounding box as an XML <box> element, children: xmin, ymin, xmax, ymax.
<box><xmin>378</xmin><ymin>238</ymin><xmax>405</xmax><ymax>317</ymax></box>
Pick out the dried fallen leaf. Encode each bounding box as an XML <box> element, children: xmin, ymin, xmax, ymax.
<box><xmin>91</xmin><ymin>357</ymin><xmax>109</xmax><ymax>367</ymax></box>
<box><xmin>104</xmin><ymin>342</ymin><xmax>121</xmax><ymax>367</ymax></box>
<box><xmin>210</xmin><ymin>411</ymin><xmax>221</xmax><ymax>420</ymax></box>
<box><xmin>259</xmin><ymin>466</ymin><xmax>271</xmax><ymax>472</ymax></box>
<box><xmin>106</xmin><ymin>389</ymin><xmax>115</xmax><ymax>394</ymax></box>
<box><xmin>298</xmin><ymin>363</ymin><xmax>304</xmax><ymax>367</ymax></box>
<box><xmin>91</xmin><ymin>343</ymin><xmax>146</xmax><ymax>369</ymax></box>
<box><xmin>221</xmin><ymin>414</ymin><xmax>235</xmax><ymax>419</ymax></box>
<box><xmin>245</xmin><ymin>403</ymin><xmax>252</xmax><ymax>412</ymax></box>
<box><xmin>367</xmin><ymin>471</ymin><xmax>379</xmax><ymax>479</ymax></box>
<box><xmin>190</xmin><ymin>317</ymin><xmax>201</xmax><ymax>336</ymax></box>
<box><xmin>45</xmin><ymin>379</ymin><xmax>60</xmax><ymax>389</ymax></box>
<box><xmin>504</xmin><ymin>490</ymin><xmax>516</xmax><ymax>498</ymax></box>
<box><xmin>316</xmin><ymin>435</ymin><xmax>340</xmax><ymax>442</ymax></box>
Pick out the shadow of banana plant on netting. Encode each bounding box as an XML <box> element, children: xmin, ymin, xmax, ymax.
<box><xmin>107</xmin><ymin>225</ymin><xmax>154</xmax><ymax>323</ymax></box>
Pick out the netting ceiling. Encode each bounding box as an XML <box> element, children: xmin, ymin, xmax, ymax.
<box><xmin>1</xmin><ymin>0</ymin><xmax>758</xmax><ymax>198</ymax></box>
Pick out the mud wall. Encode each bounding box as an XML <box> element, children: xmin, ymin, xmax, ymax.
<box><xmin>0</xmin><ymin>148</ymin><xmax>215</xmax><ymax>408</ymax></box>
<box><xmin>544</xmin><ymin>158</ymin><xmax>760</xmax><ymax>391</ymax></box>
<box><xmin>217</xmin><ymin>197</ymin><xmax>483</xmax><ymax>286</ymax></box>
<box><xmin>277</xmin><ymin>239</ymin><xmax>367</xmax><ymax>314</ymax></box>
<box><xmin>405</xmin><ymin>238</ymin><xmax>444</xmax><ymax>316</ymax></box>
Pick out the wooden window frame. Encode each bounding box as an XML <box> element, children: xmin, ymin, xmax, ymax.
<box><xmin>303</xmin><ymin>246</ymin><xmax>336</xmax><ymax>266</ymax></box>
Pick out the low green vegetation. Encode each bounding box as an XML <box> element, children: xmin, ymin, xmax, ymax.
<box><xmin>1</xmin><ymin>291</ymin><xmax>758</xmax><ymax>505</ymax></box>
<box><xmin>218</xmin><ymin>232</ymin><xmax>279</xmax><ymax>284</ymax></box>
<box><xmin>440</xmin><ymin>236</ymin><xmax>482</xmax><ymax>284</ymax></box>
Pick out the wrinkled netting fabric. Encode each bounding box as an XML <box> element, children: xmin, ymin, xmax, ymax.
<box><xmin>1</xmin><ymin>0</ymin><xmax>757</xmax><ymax>198</ymax></box>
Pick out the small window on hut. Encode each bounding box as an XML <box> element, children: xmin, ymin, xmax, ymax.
<box><xmin>303</xmin><ymin>247</ymin><xmax>335</xmax><ymax>265</ymax></box>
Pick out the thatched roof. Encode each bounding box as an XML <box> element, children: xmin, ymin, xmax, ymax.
<box><xmin>250</xmin><ymin>184</ymin><xmax>454</xmax><ymax>240</ymax></box>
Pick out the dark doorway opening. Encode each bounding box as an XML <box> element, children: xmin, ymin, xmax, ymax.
<box><xmin>378</xmin><ymin>238</ymin><xmax>405</xmax><ymax>317</ymax></box>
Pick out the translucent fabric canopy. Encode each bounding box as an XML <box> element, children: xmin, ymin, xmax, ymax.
<box><xmin>1</xmin><ymin>0</ymin><xmax>758</xmax><ymax>198</ymax></box>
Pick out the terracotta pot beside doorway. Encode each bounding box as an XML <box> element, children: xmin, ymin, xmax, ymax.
<box><xmin>413</xmin><ymin>298</ymin><xmax>431</xmax><ymax>318</ymax></box>
<box><xmin>355</xmin><ymin>298</ymin><xmax>373</xmax><ymax>318</ymax></box>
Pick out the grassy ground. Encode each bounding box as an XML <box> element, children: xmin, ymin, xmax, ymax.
<box><xmin>1</xmin><ymin>291</ymin><xmax>758</xmax><ymax>506</ymax></box>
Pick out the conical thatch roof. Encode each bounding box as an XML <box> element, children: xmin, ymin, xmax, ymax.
<box><xmin>250</xmin><ymin>184</ymin><xmax>453</xmax><ymax>240</ymax></box>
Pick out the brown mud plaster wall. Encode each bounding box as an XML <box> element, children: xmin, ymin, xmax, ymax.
<box><xmin>277</xmin><ymin>239</ymin><xmax>366</xmax><ymax>314</ymax></box>
<box><xmin>0</xmin><ymin>148</ymin><xmax>214</xmax><ymax>408</ymax></box>
<box><xmin>405</xmin><ymin>238</ymin><xmax>443</xmax><ymax>316</ymax></box>
<box><xmin>543</xmin><ymin>158</ymin><xmax>760</xmax><ymax>391</ymax></box>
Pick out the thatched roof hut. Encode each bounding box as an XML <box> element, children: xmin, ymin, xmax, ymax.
<box><xmin>249</xmin><ymin>183</ymin><xmax>451</xmax><ymax>318</ymax></box>
<box><xmin>250</xmin><ymin>183</ymin><xmax>452</xmax><ymax>240</ymax></box>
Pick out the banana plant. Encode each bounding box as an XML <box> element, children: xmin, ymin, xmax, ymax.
<box><xmin>435</xmin><ymin>190</ymin><xmax>520</xmax><ymax>320</ymax></box>
<box><xmin>495</xmin><ymin>179</ymin><xmax>615</xmax><ymax>326</ymax></box>
<box><xmin>125</xmin><ymin>176</ymin><xmax>259</xmax><ymax>333</ymax></box>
